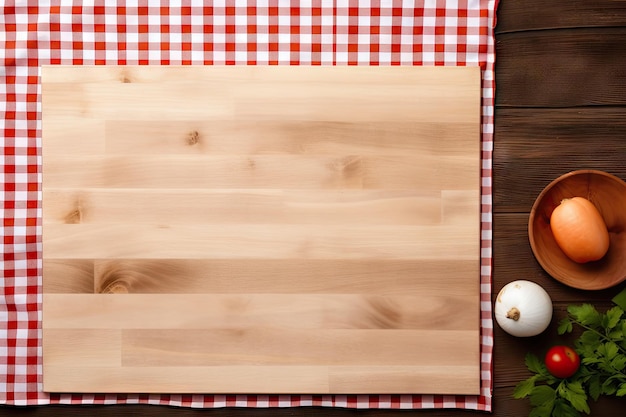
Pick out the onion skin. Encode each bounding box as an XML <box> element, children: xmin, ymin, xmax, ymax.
<box><xmin>550</xmin><ymin>197</ymin><xmax>609</xmax><ymax>263</ymax></box>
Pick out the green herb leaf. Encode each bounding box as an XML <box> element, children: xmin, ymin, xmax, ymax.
<box><xmin>601</xmin><ymin>379</ymin><xmax>617</xmax><ymax>396</ymax></box>
<box><xmin>560</xmin><ymin>380</ymin><xmax>590</xmax><ymax>414</ymax></box>
<box><xmin>529</xmin><ymin>385</ymin><xmax>556</xmax><ymax>407</ymax></box>
<box><xmin>600</xmin><ymin>342</ymin><xmax>620</xmax><ymax>361</ymax></box>
<box><xmin>558</xmin><ymin>317</ymin><xmax>574</xmax><ymax>335</ymax></box>
<box><xmin>587</xmin><ymin>374</ymin><xmax>602</xmax><ymax>401</ymax></box>
<box><xmin>568</xmin><ymin>304</ymin><xmax>601</xmax><ymax>327</ymax></box>
<box><xmin>581</xmin><ymin>356</ymin><xmax>602</xmax><ymax>366</ymax></box>
<box><xmin>553</xmin><ymin>399</ymin><xmax>582</xmax><ymax>417</ymax></box>
<box><xmin>529</xmin><ymin>400</ymin><xmax>555</xmax><ymax>417</ymax></box>
<box><xmin>577</xmin><ymin>331</ymin><xmax>601</xmax><ymax>356</ymax></box>
<box><xmin>513</xmin><ymin>375</ymin><xmax>538</xmax><ymax>399</ymax></box>
<box><xmin>604</xmin><ymin>306</ymin><xmax>624</xmax><ymax>331</ymax></box>
<box><xmin>516</xmin><ymin>293</ymin><xmax>626</xmax><ymax>417</ymax></box>
<box><xmin>608</xmin><ymin>328</ymin><xmax>624</xmax><ymax>341</ymax></box>
<box><xmin>612</xmin><ymin>288</ymin><xmax>626</xmax><ymax>311</ymax></box>
<box><xmin>526</xmin><ymin>353</ymin><xmax>548</xmax><ymax>376</ymax></box>
<box><xmin>610</xmin><ymin>354</ymin><xmax>626</xmax><ymax>372</ymax></box>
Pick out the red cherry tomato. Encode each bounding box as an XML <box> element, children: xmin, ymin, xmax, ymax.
<box><xmin>544</xmin><ymin>345</ymin><xmax>580</xmax><ymax>378</ymax></box>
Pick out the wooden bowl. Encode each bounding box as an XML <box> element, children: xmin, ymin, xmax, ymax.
<box><xmin>529</xmin><ymin>170</ymin><xmax>626</xmax><ymax>290</ymax></box>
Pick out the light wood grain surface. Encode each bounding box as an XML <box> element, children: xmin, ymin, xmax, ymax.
<box><xmin>41</xmin><ymin>65</ymin><xmax>481</xmax><ymax>395</ymax></box>
<box><xmin>7</xmin><ymin>2</ymin><xmax>623</xmax><ymax>416</ymax></box>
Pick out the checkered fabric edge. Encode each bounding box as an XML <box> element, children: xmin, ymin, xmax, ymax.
<box><xmin>0</xmin><ymin>0</ymin><xmax>497</xmax><ymax>410</ymax></box>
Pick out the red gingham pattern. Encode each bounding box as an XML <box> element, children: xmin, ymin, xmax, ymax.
<box><xmin>1</xmin><ymin>0</ymin><xmax>497</xmax><ymax>410</ymax></box>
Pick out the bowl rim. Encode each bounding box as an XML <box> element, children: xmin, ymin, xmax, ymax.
<box><xmin>528</xmin><ymin>169</ymin><xmax>626</xmax><ymax>290</ymax></box>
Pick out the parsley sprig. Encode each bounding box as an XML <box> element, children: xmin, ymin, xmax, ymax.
<box><xmin>513</xmin><ymin>288</ymin><xmax>626</xmax><ymax>417</ymax></box>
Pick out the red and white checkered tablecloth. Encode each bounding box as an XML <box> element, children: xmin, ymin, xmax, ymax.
<box><xmin>1</xmin><ymin>0</ymin><xmax>497</xmax><ymax>411</ymax></box>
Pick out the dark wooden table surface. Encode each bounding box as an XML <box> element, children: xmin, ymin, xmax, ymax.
<box><xmin>4</xmin><ymin>1</ymin><xmax>626</xmax><ymax>415</ymax></box>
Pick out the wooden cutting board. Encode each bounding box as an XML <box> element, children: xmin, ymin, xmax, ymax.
<box><xmin>41</xmin><ymin>65</ymin><xmax>482</xmax><ymax>395</ymax></box>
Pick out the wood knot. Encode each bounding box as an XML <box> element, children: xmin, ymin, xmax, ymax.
<box><xmin>328</xmin><ymin>155</ymin><xmax>364</xmax><ymax>187</ymax></box>
<box><xmin>65</xmin><ymin>209</ymin><xmax>82</xmax><ymax>224</ymax></box>
<box><xmin>97</xmin><ymin>271</ymin><xmax>133</xmax><ymax>294</ymax></box>
<box><xmin>64</xmin><ymin>199</ymin><xmax>84</xmax><ymax>224</ymax></box>
<box><xmin>119</xmin><ymin>69</ymin><xmax>132</xmax><ymax>83</ymax></box>
<box><xmin>223</xmin><ymin>296</ymin><xmax>252</xmax><ymax>312</ymax></box>
<box><xmin>364</xmin><ymin>296</ymin><xmax>402</xmax><ymax>329</ymax></box>
<box><xmin>330</xmin><ymin>156</ymin><xmax>363</xmax><ymax>177</ymax></box>
<box><xmin>186</xmin><ymin>130</ymin><xmax>200</xmax><ymax>146</ymax></box>
<box><xmin>342</xmin><ymin>156</ymin><xmax>363</xmax><ymax>176</ymax></box>
<box><xmin>101</xmin><ymin>281</ymin><xmax>130</xmax><ymax>294</ymax></box>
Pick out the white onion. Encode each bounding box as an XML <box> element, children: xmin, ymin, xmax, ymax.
<box><xmin>494</xmin><ymin>280</ymin><xmax>553</xmax><ymax>337</ymax></box>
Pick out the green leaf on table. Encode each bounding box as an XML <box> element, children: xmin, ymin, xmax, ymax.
<box><xmin>612</xmin><ymin>288</ymin><xmax>626</xmax><ymax>311</ymax></box>
<box><xmin>603</xmin><ymin>306</ymin><xmax>624</xmax><ymax>330</ymax></box>
<box><xmin>578</xmin><ymin>330</ymin><xmax>601</xmax><ymax>353</ymax></box>
<box><xmin>560</xmin><ymin>380</ymin><xmax>590</xmax><ymax>414</ymax></box>
<box><xmin>600</xmin><ymin>342</ymin><xmax>620</xmax><ymax>361</ymax></box>
<box><xmin>568</xmin><ymin>304</ymin><xmax>601</xmax><ymax>327</ymax></box>
<box><xmin>529</xmin><ymin>400</ymin><xmax>555</xmax><ymax>417</ymax></box>
<box><xmin>581</xmin><ymin>356</ymin><xmax>602</xmax><ymax>366</ymax></box>
<box><xmin>525</xmin><ymin>353</ymin><xmax>548</xmax><ymax>375</ymax></box>
<box><xmin>601</xmin><ymin>379</ymin><xmax>617</xmax><ymax>396</ymax></box>
<box><xmin>553</xmin><ymin>399</ymin><xmax>582</xmax><ymax>417</ymax></box>
<box><xmin>617</xmin><ymin>382</ymin><xmax>626</xmax><ymax>397</ymax></box>
<box><xmin>587</xmin><ymin>374</ymin><xmax>602</xmax><ymax>401</ymax></box>
<box><xmin>530</xmin><ymin>385</ymin><xmax>556</xmax><ymax>406</ymax></box>
<box><xmin>610</xmin><ymin>354</ymin><xmax>626</xmax><ymax>372</ymax></box>
<box><xmin>608</xmin><ymin>328</ymin><xmax>624</xmax><ymax>341</ymax></box>
<box><xmin>558</xmin><ymin>317</ymin><xmax>574</xmax><ymax>335</ymax></box>
<box><xmin>576</xmin><ymin>365</ymin><xmax>595</xmax><ymax>382</ymax></box>
<box><xmin>513</xmin><ymin>375</ymin><xmax>539</xmax><ymax>399</ymax></box>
